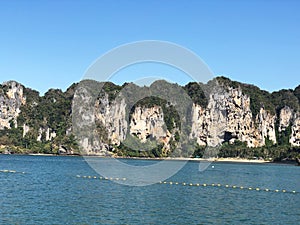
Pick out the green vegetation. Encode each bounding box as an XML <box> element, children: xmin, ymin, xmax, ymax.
<box><xmin>215</xmin><ymin>140</ymin><xmax>300</xmax><ymax>162</ymax></box>
<box><xmin>183</xmin><ymin>82</ymin><xmax>208</xmax><ymax>108</ymax></box>
<box><xmin>271</xmin><ymin>89</ymin><xmax>300</xmax><ymax>113</ymax></box>
<box><xmin>192</xmin><ymin>144</ymin><xmax>206</xmax><ymax>158</ymax></box>
<box><xmin>0</xmin><ymin>83</ymin><xmax>78</xmax><ymax>154</ymax></box>
<box><xmin>115</xmin><ymin>142</ymin><xmax>165</xmax><ymax>158</ymax></box>
<box><xmin>294</xmin><ymin>85</ymin><xmax>300</xmax><ymax>103</ymax></box>
<box><xmin>99</xmin><ymin>82</ymin><xmax>123</xmax><ymax>102</ymax></box>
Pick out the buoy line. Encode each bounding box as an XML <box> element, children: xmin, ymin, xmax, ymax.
<box><xmin>76</xmin><ymin>175</ymin><xmax>297</xmax><ymax>194</ymax></box>
<box><xmin>0</xmin><ymin>169</ymin><xmax>26</xmax><ymax>174</ymax></box>
<box><xmin>76</xmin><ymin>175</ymin><xmax>299</xmax><ymax>194</ymax></box>
<box><xmin>76</xmin><ymin>175</ymin><xmax>127</xmax><ymax>181</ymax></box>
<box><xmin>159</xmin><ymin>181</ymin><xmax>298</xmax><ymax>194</ymax></box>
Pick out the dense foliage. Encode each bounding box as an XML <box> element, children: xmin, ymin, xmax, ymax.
<box><xmin>183</xmin><ymin>82</ymin><xmax>208</xmax><ymax>108</ymax></box>
<box><xmin>0</xmin><ymin>83</ymin><xmax>78</xmax><ymax>154</ymax></box>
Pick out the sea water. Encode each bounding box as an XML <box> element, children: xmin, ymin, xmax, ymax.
<box><xmin>0</xmin><ymin>155</ymin><xmax>299</xmax><ymax>224</ymax></box>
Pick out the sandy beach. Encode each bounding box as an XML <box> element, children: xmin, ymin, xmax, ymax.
<box><xmin>4</xmin><ymin>153</ymin><xmax>275</xmax><ymax>164</ymax></box>
<box><xmin>212</xmin><ymin>158</ymin><xmax>271</xmax><ymax>163</ymax></box>
<box><xmin>111</xmin><ymin>156</ymin><xmax>272</xmax><ymax>164</ymax></box>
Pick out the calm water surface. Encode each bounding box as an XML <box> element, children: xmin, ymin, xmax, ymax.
<box><xmin>0</xmin><ymin>155</ymin><xmax>299</xmax><ymax>224</ymax></box>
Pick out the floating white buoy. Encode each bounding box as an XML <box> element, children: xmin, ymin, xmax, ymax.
<box><xmin>76</xmin><ymin>175</ymin><xmax>295</xmax><ymax>195</ymax></box>
<box><xmin>212</xmin><ymin>166</ymin><xmax>215</xmax><ymax>168</ymax></box>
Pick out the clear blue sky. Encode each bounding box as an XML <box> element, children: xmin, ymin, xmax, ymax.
<box><xmin>0</xmin><ymin>0</ymin><xmax>299</xmax><ymax>95</ymax></box>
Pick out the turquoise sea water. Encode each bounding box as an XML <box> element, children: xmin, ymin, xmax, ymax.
<box><xmin>0</xmin><ymin>155</ymin><xmax>299</xmax><ymax>224</ymax></box>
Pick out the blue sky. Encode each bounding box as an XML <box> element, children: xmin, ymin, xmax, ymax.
<box><xmin>0</xmin><ymin>0</ymin><xmax>299</xmax><ymax>95</ymax></box>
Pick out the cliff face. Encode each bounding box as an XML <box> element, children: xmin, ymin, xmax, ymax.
<box><xmin>290</xmin><ymin>113</ymin><xmax>300</xmax><ymax>146</ymax></box>
<box><xmin>95</xmin><ymin>93</ymin><xmax>127</xmax><ymax>145</ymax></box>
<box><xmin>1</xmin><ymin>78</ymin><xmax>300</xmax><ymax>157</ymax></box>
<box><xmin>129</xmin><ymin>106</ymin><xmax>168</xmax><ymax>143</ymax></box>
<box><xmin>0</xmin><ymin>81</ymin><xmax>25</xmax><ymax>129</ymax></box>
<box><xmin>277</xmin><ymin>106</ymin><xmax>300</xmax><ymax>146</ymax></box>
<box><xmin>279</xmin><ymin>106</ymin><xmax>293</xmax><ymax>132</ymax></box>
<box><xmin>73</xmin><ymin>85</ymin><xmax>173</xmax><ymax>155</ymax></box>
<box><xmin>190</xmin><ymin>87</ymin><xmax>277</xmax><ymax>148</ymax></box>
<box><xmin>72</xmin><ymin>79</ymin><xmax>300</xmax><ymax>157</ymax></box>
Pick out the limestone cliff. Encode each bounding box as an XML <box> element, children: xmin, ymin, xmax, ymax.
<box><xmin>95</xmin><ymin>93</ymin><xmax>127</xmax><ymax>145</ymax></box>
<box><xmin>129</xmin><ymin>106</ymin><xmax>168</xmax><ymax>143</ymax></box>
<box><xmin>92</xmin><ymin>93</ymin><xmax>172</xmax><ymax>155</ymax></box>
<box><xmin>290</xmin><ymin>113</ymin><xmax>300</xmax><ymax>147</ymax></box>
<box><xmin>0</xmin><ymin>81</ymin><xmax>26</xmax><ymax>129</ymax></box>
<box><xmin>76</xmin><ymin>80</ymin><xmax>299</xmax><ymax>156</ymax></box>
<box><xmin>277</xmin><ymin>106</ymin><xmax>300</xmax><ymax>146</ymax></box>
<box><xmin>190</xmin><ymin>87</ymin><xmax>277</xmax><ymax>148</ymax></box>
<box><xmin>1</xmin><ymin>78</ymin><xmax>300</xmax><ymax>159</ymax></box>
<box><xmin>279</xmin><ymin>106</ymin><xmax>293</xmax><ymax>132</ymax></box>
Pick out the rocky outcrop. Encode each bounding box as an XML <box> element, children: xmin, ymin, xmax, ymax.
<box><xmin>95</xmin><ymin>93</ymin><xmax>128</xmax><ymax>145</ymax></box>
<box><xmin>190</xmin><ymin>104</ymin><xmax>207</xmax><ymax>146</ymax></box>
<box><xmin>72</xmin><ymin>84</ymin><xmax>110</xmax><ymax>155</ymax></box>
<box><xmin>190</xmin><ymin>87</ymin><xmax>277</xmax><ymax>148</ymax></box>
<box><xmin>130</xmin><ymin>106</ymin><xmax>168</xmax><ymax>143</ymax></box>
<box><xmin>277</xmin><ymin>106</ymin><xmax>300</xmax><ymax>146</ymax></box>
<box><xmin>36</xmin><ymin>127</ymin><xmax>57</xmax><ymax>142</ymax></box>
<box><xmin>94</xmin><ymin>94</ymin><xmax>171</xmax><ymax>152</ymax></box>
<box><xmin>0</xmin><ymin>81</ymin><xmax>26</xmax><ymax>129</ymax></box>
<box><xmin>279</xmin><ymin>106</ymin><xmax>293</xmax><ymax>132</ymax></box>
<box><xmin>257</xmin><ymin>108</ymin><xmax>277</xmax><ymax>146</ymax></box>
<box><xmin>22</xmin><ymin>124</ymin><xmax>30</xmax><ymax>137</ymax></box>
<box><xmin>74</xmin><ymin>87</ymin><xmax>174</xmax><ymax>155</ymax></box>
<box><xmin>290</xmin><ymin>114</ymin><xmax>300</xmax><ymax>146</ymax></box>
